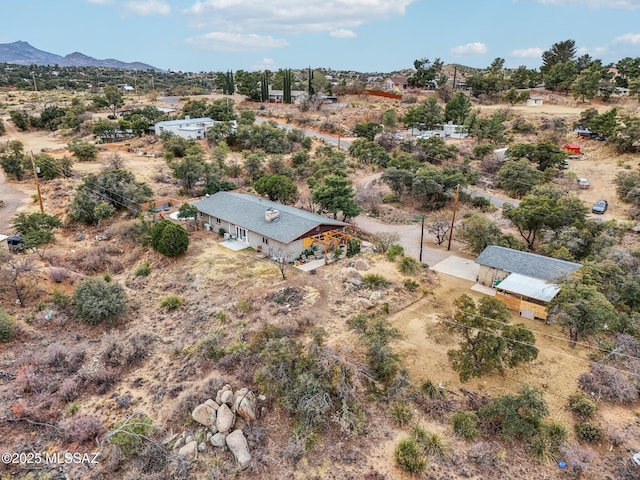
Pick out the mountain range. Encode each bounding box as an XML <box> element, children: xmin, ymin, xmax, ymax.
<box><xmin>0</xmin><ymin>41</ymin><xmax>160</xmax><ymax>71</ymax></box>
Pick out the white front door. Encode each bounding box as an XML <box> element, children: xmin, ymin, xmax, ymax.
<box><xmin>235</xmin><ymin>226</ymin><xmax>248</xmax><ymax>243</ymax></box>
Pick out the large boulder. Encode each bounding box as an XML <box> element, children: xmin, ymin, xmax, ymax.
<box><xmin>210</xmin><ymin>432</ymin><xmax>227</xmax><ymax>448</ymax></box>
<box><xmin>356</xmin><ymin>298</ymin><xmax>375</xmax><ymax>310</ymax></box>
<box><xmin>226</xmin><ymin>429</ymin><xmax>251</xmax><ymax>470</ymax></box>
<box><xmin>216</xmin><ymin>403</ymin><xmax>235</xmax><ymax>433</ymax></box>
<box><xmin>191</xmin><ymin>404</ymin><xmax>216</xmax><ymax>427</ymax></box>
<box><xmin>233</xmin><ymin>389</ymin><xmax>257</xmax><ymax>421</ymax></box>
<box><xmin>216</xmin><ymin>385</ymin><xmax>232</xmax><ymax>405</ymax></box>
<box><xmin>220</xmin><ymin>389</ymin><xmax>234</xmax><ymax>406</ymax></box>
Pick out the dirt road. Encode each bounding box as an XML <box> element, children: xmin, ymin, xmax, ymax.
<box><xmin>0</xmin><ymin>169</ymin><xmax>31</xmax><ymax>233</ymax></box>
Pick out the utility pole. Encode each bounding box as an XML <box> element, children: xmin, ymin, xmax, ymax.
<box><xmin>30</xmin><ymin>152</ymin><xmax>44</xmax><ymax>213</ymax></box>
<box><xmin>447</xmin><ymin>184</ymin><xmax>460</xmax><ymax>251</ymax></box>
<box><xmin>419</xmin><ymin>214</ymin><xmax>425</xmax><ymax>262</ymax></box>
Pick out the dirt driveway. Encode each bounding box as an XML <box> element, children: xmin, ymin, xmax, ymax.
<box><xmin>0</xmin><ymin>170</ymin><xmax>31</xmax><ymax>233</ymax></box>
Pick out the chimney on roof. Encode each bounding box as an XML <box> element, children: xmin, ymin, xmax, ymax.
<box><xmin>265</xmin><ymin>208</ymin><xmax>280</xmax><ymax>223</ymax></box>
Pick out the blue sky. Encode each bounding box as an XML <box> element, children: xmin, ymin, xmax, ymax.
<box><xmin>2</xmin><ymin>0</ymin><xmax>640</xmax><ymax>73</ymax></box>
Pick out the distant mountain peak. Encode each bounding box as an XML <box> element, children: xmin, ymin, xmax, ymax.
<box><xmin>0</xmin><ymin>41</ymin><xmax>161</xmax><ymax>71</ymax></box>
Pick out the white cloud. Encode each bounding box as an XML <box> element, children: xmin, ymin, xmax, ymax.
<box><xmin>183</xmin><ymin>0</ymin><xmax>414</xmax><ymax>35</ymax></box>
<box><xmin>184</xmin><ymin>32</ymin><xmax>289</xmax><ymax>52</ymax></box>
<box><xmin>576</xmin><ymin>46</ymin><xmax>608</xmax><ymax>57</ymax></box>
<box><xmin>330</xmin><ymin>29</ymin><xmax>356</xmax><ymax>38</ymax></box>
<box><xmin>124</xmin><ymin>0</ymin><xmax>171</xmax><ymax>16</ymax></box>
<box><xmin>450</xmin><ymin>42</ymin><xmax>487</xmax><ymax>56</ymax></box>
<box><xmin>533</xmin><ymin>0</ymin><xmax>640</xmax><ymax>9</ymax></box>
<box><xmin>614</xmin><ymin>33</ymin><xmax>640</xmax><ymax>44</ymax></box>
<box><xmin>509</xmin><ymin>47</ymin><xmax>544</xmax><ymax>58</ymax></box>
<box><xmin>250</xmin><ymin>58</ymin><xmax>276</xmax><ymax>71</ymax></box>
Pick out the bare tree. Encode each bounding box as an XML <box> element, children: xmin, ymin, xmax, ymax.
<box><xmin>425</xmin><ymin>210</ymin><xmax>452</xmax><ymax>245</ymax></box>
<box><xmin>371</xmin><ymin>232</ymin><xmax>400</xmax><ymax>253</ymax></box>
<box><xmin>271</xmin><ymin>248</ymin><xmax>291</xmax><ymax>280</ymax></box>
<box><xmin>105</xmin><ymin>153</ymin><xmax>125</xmax><ymax>170</ymax></box>
<box><xmin>0</xmin><ymin>253</ymin><xmax>38</xmax><ymax>307</ymax></box>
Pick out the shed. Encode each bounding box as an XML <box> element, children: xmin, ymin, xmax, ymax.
<box><xmin>563</xmin><ymin>143</ymin><xmax>581</xmax><ymax>154</ymax></box>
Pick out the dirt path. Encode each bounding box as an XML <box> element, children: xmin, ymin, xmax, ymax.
<box><xmin>0</xmin><ymin>169</ymin><xmax>32</xmax><ymax>233</ymax></box>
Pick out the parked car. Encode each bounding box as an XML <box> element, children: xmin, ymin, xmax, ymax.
<box><xmin>592</xmin><ymin>199</ymin><xmax>608</xmax><ymax>214</ymax></box>
<box><xmin>577</xmin><ymin>178</ymin><xmax>590</xmax><ymax>189</ymax></box>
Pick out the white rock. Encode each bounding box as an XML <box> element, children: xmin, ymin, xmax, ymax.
<box><xmin>191</xmin><ymin>404</ymin><xmax>217</xmax><ymax>426</ymax></box>
<box><xmin>210</xmin><ymin>432</ymin><xmax>227</xmax><ymax>447</ymax></box>
<box><xmin>220</xmin><ymin>390</ymin><xmax>234</xmax><ymax>405</ymax></box>
<box><xmin>205</xmin><ymin>399</ymin><xmax>220</xmax><ymax>410</ymax></box>
<box><xmin>216</xmin><ymin>403</ymin><xmax>235</xmax><ymax>433</ymax></box>
<box><xmin>226</xmin><ymin>429</ymin><xmax>251</xmax><ymax>470</ymax></box>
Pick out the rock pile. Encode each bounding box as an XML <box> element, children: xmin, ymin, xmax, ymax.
<box><xmin>174</xmin><ymin>385</ymin><xmax>258</xmax><ymax>470</ymax></box>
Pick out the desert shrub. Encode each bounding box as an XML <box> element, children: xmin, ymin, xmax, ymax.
<box><xmin>71</xmin><ymin>244</ymin><xmax>126</xmax><ymax>274</ymax></box>
<box><xmin>404</xmin><ymin>279</ymin><xmax>419</xmax><ymax>291</ymax></box>
<box><xmin>134</xmin><ymin>263</ymin><xmax>151</xmax><ymax>277</ymax></box>
<box><xmin>59</xmin><ymin>378</ymin><xmax>80</xmax><ymax>403</ymax></box>
<box><xmin>99</xmin><ymin>331</ymin><xmax>154</xmax><ymax>368</ymax></box>
<box><xmin>414</xmin><ymin>427</ymin><xmax>449</xmax><ymax>459</ymax></box>
<box><xmin>420</xmin><ymin>379</ymin><xmax>445</xmax><ymax>399</ymax></box>
<box><xmin>575</xmin><ymin>423</ymin><xmax>603</xmax><ymax>443</ymax></box>
<box><xmin>451</xmin><ymin>411</ymin><xmax>480</xmax><ymax>440</ymax></box>
<box><xmin>82</xmin><ymin>367</ymin><xmax>120</xmax><ymax>394</ymax></box>
<box><xmin>49</xmin><ymin>267</ymin><xmax>70</xmax><ymax>283</ymax></box>
<box><xmin>135</xmin><ymin>441</ymin><xmax>170</xmax><ymax>474</ymax></box>
<box><xmin>395</xmin><ymin>437</ymin><xmax>427</xmax><ymax>474</ymax></box>
<box><xmin>389</xmin><ymin>401</ymin><xmax>414</xmax><ymax>426</ymax></box>
<box><xmin>0</xmin><ymin>308</ymin><xmax>14</xmax><ymax>342</ymax></box>
<box><xmin>473</xmin><ymin>143</ymin><xmax>495</xmax><ymax>159</ymax></box>
<box><xmin>578</xmin><ymin>362</ymin><xmax>638</xmax><ymax>403</ymax></box>
<box><xmin>61</xmin><ymin>415</ymin><xmax>103</xmax><ymax>443</ymax></box>
<box><xmin>200</xmin><ymin>331</ymin><xmax>228</xmax><ymax>360</ymax></box>
<box><xmin>108</xmin><ymin>415</ymin><xmax>156</xmax><ymax>455</ymax></box>
<box><xmin>398</xmin><ymin>256</ymin><xmax>421</xmax><ymax>275</ymax></box>
<box><xmin>568</xmin><ymin>392</ymin><xmax>598</xmax><ymax>419</ymax></box>
<box><xmin>362</xmin><ymin>273</ymin><xmax>390</xmax><ymax>290</ymax></box>
<box><xmin>386</xmin><ymin>244</ymin><xmax>404</xmax><ymax>260</ymax></box>
<box><xmin>73</xmin><ymin>277</ymin><xmax>127</xmax><ymax>325</ymax></box>
<box><xmin>160</xmin><ymin>294</ymin><xmax>182</xmax><ymax>310</ymax></box>
<box><xmin>15</xmin><ymin>365</ymin><xmax>48</xmax><ymax>394</ymax></box>
<box><xmin>531</xmin><ymin>421</ymin><xmax>568</xmax><ymax>460</ymax></box>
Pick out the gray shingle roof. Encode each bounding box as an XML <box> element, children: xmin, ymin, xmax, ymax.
<box><xmin>475</xmin><ymin>245</ymin><xmax>581</xmax><ymax>281</ymax></box>
<box><xmin>193</xmin><ymin>192</ymin><xmax>348</xmax><ymax>244</ymax></box>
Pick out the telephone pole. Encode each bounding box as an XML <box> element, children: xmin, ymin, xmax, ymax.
<box><xmin>447</xmin><ymin>184</ymin><xmax>460</xmax><ymax>251</ymax></box>
<box><xmin>30</xmin><ymin>152</ymin><xmax>44</xmax><ymax>213</ymax></box>
<box><xmin>419</xmin><ymin>214</ymin><xmax>425</xmax><ymax>262</ymax></box>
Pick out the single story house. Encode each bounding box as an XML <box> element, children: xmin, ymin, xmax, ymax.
<box><xmin>153</xmin><ymin>117</ymin><xmax>237</xmax><ymax>140</ymax></box>
<box><xmin>268</xmin><ymin>89</ymin><xmax>308</xmax><ymax>104</ymax></box>
<box><xmin>383</xmin><ymin>76</ymin><xmax>408</xmax><ymax>91</ymax></box>
<box><xmin>193</xmin><ymin>192</ymin><xmax>350</xmax><ymax>259</ymax></box>
<box><xmin>475</xmin><ymin>245</ymin><xmax>581</xmax><ymax>320</ymax></box>
<box><xmin>526</xmin><ymin>95</ymin><xmax>544</xmax><ymax>106</ymax></box>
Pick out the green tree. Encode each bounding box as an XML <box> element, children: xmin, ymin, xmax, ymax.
<box><xmin>479</xmin><ymin>385</ymin><xmax>548</xmax><ymax>441</ymax></box>
<box><xmin>444</xmin><ymin>92</ymin><xmax>471</xmax><ymax>124</ymax></box>
<box><xmin>70</xmin><ymin>169</ymin><xmax>152</xmax><ymax>224</ymax></box>
<box><xmin>381</xmin><ymin>168</ymin><xmax>414</xmax><ymax>198</ymax></box>
<box><xmin>0</xmin><ymin>140</ymin><xmax>27</xmax><ymax>180</ymax></box>
<box><xmin>103</xmin><ymin>86</ymin><xmax>125</xmax><ymax>117</ymax></box>
<box><xmin>444</xmin><ymin>295</ymin><xmax>538</xmax><ymax>382</ymax></box>
<box><xmin>254</xmin><ymin>174</ymin><xmax>297</xmax><ymax>203</ymax></box>
<box><xmin>0</xmin><ymin>308</ymin><xmax>14</xmax><ymax>342</ymax></box>
<box><xmin>541</xmin><ymin>39</ymin><xmax>577</xmax><ymax>74</ymax></box>
<box><xmin>168</xmin><ymin>154</ymin><xmax>206</xmax><ymax>192</ymax></box>
<box><xmin>74</xmin><ymin>277</ymin><xmax>127</xmax><ymax>325</ymax></box>
<box><xmin>610</xmin><ymin>115</ymin><xmax>640</xmax><ymax>153</ymax></box>
<box><xmin>547</xmin><ymin>282</ymin><xmax>618</xmax><ymax>345</ymax></box>
<box><xmin>503</xmin><ymin>185</ymin><xmax>588</xmax><ymax>250</ymax></box>
<box><xmin>348</xmin><ymin>139</ymin><xmax>391</xmax><ymax>167</ymax></box>
<box><xmin>497</xmin><ymin>159</ymin><xmax>545</xmax><ymax>197</ymax></box>
<box><xmin>352</xmin><ymin>122</ymin><xmax>383</xmax><ymax>141</ymax></box>
<box><xmin>150</xmin><ymin>220</ymin><xmax>189</xmax><ymax>257</ymax></box>
<box><xmin>312</xmin><ymin>174</ymin><xmax>360</xmax><ymax>221</ymax></box>
<box><xmin>571</xmin><ymin>67</ymin><xmax>601</xmax><ymax>102</ymax></box>
<box><xmin>68</xmin><ymin>139</ymin><xmax>100</xmax><ymax>162</ymax></box>
<box><xmin>33</xmin><ymin>153</ymin><xmax>72</xmax><ymax>179</ymax></box>
<box><xmin>177</xmin><ymin>202</ymin><xmax>199</xmax><ymax>230</ymax></box>
<box><xmin>458</xmin><ymin>213</ymin><xmax>526</xmax><ymax>254</ymax></box>
<box><xmin>9</xmin><ymin>110</ymin><xmax>29</xmax><ymax>131</ymax></box>
<box><xmin>12</xmin><ymin>212</ymin><xmax>62</xmax><ymax>236</ymax></box>
<box><xmin>409</xmin><ymin>57</ymin><xmax>446</xmax><ymax>88</ymax></box>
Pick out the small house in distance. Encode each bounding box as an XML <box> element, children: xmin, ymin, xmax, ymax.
<box><xmin>475</xmin><ymin>246</ymin><xmax>581</xmax><ymax>320</ymax></box>
<box><xmin>193</xmin><ymin>192</ymin><xmax>350</xmax><ymax>258</ymax></box>
<box><xmin>526</xmin><ymin>95</ymin><xmax>544</xmax><ymax>106</ymax></box>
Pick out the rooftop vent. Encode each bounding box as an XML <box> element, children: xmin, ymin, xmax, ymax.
<box><xmin>265</xmin><ymin>208</ymin><xmax>280</xmax><ymax>223</ymax></box>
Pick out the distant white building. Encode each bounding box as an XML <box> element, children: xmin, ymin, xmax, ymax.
<box><xmin>153</xmin><ymin>117</ymin><xmax>236</xmax><ymax>140</ymax></box>
<box><xmin>526</xmin><ymin>95</ymin><xmax>544</xmax><ymax>106</ymax></box>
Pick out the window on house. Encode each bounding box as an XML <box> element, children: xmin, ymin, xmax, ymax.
<box><xmin>262</xmin><ymin>237</ymin><xmax>269</xmax><ymax>245</ymax></box>
<box><xmin>215</xmin><ymin>218</ymin><xmax>221</xmax><ymax>224</ymax></box>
